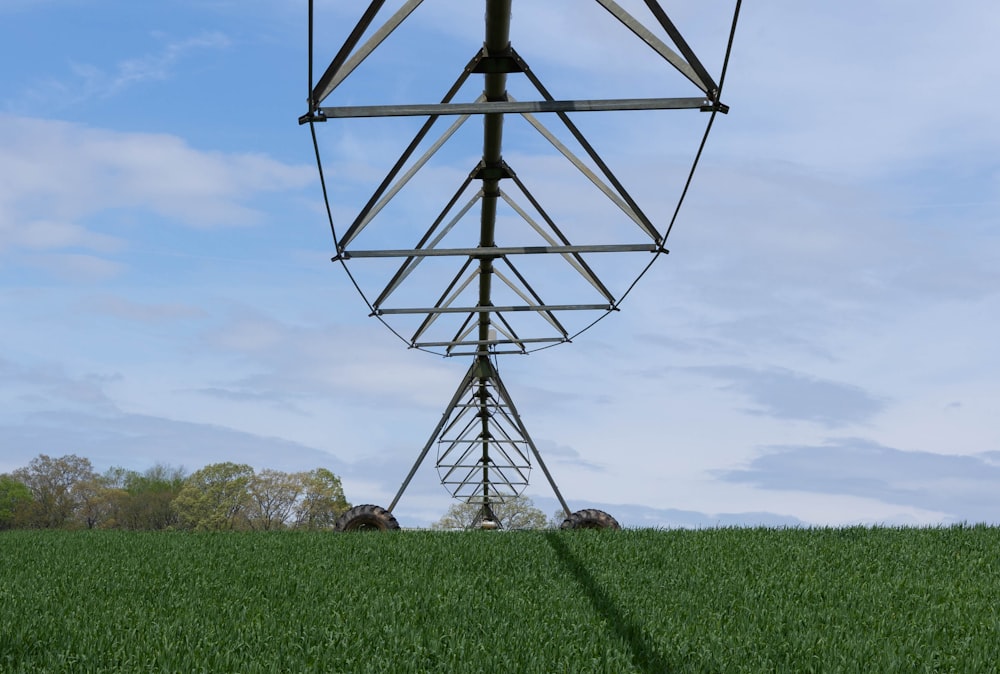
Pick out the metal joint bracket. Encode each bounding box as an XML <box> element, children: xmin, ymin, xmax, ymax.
<box><xmin>474</xmin><ymin>164</ymin><xmax>512</xmax><ymax>181</ymax></box>
<box><xmin>298</xmin><ymin>110</ymin><xmax>327</xmax><ymax>125</ymax></box>
<box><xmin>700</xmin><ymin>101</ymin><xmax>730</xmax><ymax>114</ymax></box>
<box><xmin>472</xmin><ymin>55</ymin><xmax>523</xmax><ymax>75</ymax></box>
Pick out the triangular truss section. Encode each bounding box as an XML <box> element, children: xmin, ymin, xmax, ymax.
<box><xmin>303</xmin><ymin>1</ymin><xmax>727</xmax><ymax>115</ymax></box>
<box><xmin>303</xmin><ymin>0</ymin><xmax>735</xmax><ymax>356</ymax></box>
<box><xmin>304</xmin><ymin>0</ymin><xmax>741</xmax><ymax>516</ymax></box>
<box><xmin>435</xmin><ymin>365</ymin><xmax>532</xmax><ymax>504</ymax></box>
<box><xmin>387</xmin><ymin>358</ymin><xmax>571</xmax><ymax>518</ymax></box>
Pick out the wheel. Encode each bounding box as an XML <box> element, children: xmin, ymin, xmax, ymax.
<box><xmin>560</xmin><ymin>509</ymin><xmax>621</xmax><ymax>530</ymax></box>
<box><xmin>334</xmin><ymin>504</ymin><xmax>401</xmax><ymax>532</ymax></box>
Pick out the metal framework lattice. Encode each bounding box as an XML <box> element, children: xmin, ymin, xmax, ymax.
<box><xmin>303</xmin><ymin>0</ymin><xmax>740</xmax><ymax>528</ymax></box>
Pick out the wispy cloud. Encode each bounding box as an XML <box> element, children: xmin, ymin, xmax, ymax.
<box><xmin>0</xmin><ymin>409</ymin><xmax>346</xmax><ymax>477</ymax></box>
<box><xmin>21</xmin><ymin>252</ymin><xmax>126</xmax><ymax>281</ymax></box>
<box><xmin>0</xmin><ymin>217</ymin><xmax>124</xmax><ymax>254</ymax></box>
<box><xmin>0</xmin><ymin>356</ymin><xmax>120</xmax><ymax>415</ymax></box>
<box><xmin>87</xmin><ymin>296</ymin><xmax>206</xmax><ymax>324</ymax></box>
<box><xmin>0</xmin><ymin>116</ymin><xmax>314</xmax><ymax>276</ymax></box>
<box><xmin>105</xmin><ymin>32</ymin><xmax>230</xmax><ymax>94</ymax></box>
<box><xmin>17</xmin><ymin>32</ymin><xmax>231</xmax><ymax>109</ymax></box>
<box><xmin>720</xmin><ymin>439</ymin><xmax>1000</xmax><ymax>522</ymax></box>
<box><xmin>195</xmin><ymin>307</ymin><xmax>456</xmax><ymax>410</ymax></box>
<box><xmin>688</xmin><ymin>366</ymin><xmax>887</xmax><ymax>427</ymax></box>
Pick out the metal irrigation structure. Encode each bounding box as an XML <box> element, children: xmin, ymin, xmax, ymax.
<box><xmin>302</xmin><ymin>0</ymin><xmax>741</xmax><ymax>531</ymax></box>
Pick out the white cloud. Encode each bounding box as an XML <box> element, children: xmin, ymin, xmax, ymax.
<box><xmin>720</xmin><ymin>2</ymin><xmax>1000</xmax><ymax>176</ymax></box>
<box><xmin>87</xmin><ymin>295</ymin><xmax>206</xmax><ymax>324</ymax></box>
<box><xmin>0</xmin><ymin>409</ymin><xmax>346</xmax><ymax>477</ymax></box>
<box><xmin>0</xmin><ymin>116</ymin><xmax>316</xmax><ymax>279</ymax></box>
<box><xmin>194</xmin><ymin>307</ymin><xmax>456</xmax><ymax>410</ymax></box>
<box><xmin>686</xmin><ymin>365</ymin><xmax>887</xmax><ymax>428</ymax></box>
<box><xmin>22</xmin><ymin>252</ymin><xmax>126</xmax><ymax>281</ymax></box>
<box><xmin>0</xmin><ymin>115</ymin><xmax>313</xmax><ymax>228</ymax></box>
<box><xmin>0</xmin><ymin>218</ymin><xmax>124</xmax><ymax>253</ymax></box>
<box><xmin>0</xmin><ymin>356</ymin><xmax>119</xmax><ymax>416</ymax></box>
<box><xmin>15</xmin><ymin>31</ymin><xmax>231</xmax><ymax>108</ymax></box>
<box><xmin>721</xmin><ymin>438</ymin><xmax>1000</xmax><ymax>523</ymax></box>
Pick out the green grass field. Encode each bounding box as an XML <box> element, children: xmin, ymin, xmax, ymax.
<box><xmin>2</xmin><ymin>527</ymin><xmax>998</xmax><ymax>673</ymax></box>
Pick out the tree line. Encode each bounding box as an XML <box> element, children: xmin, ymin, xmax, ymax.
<box><xmin>431</xmin><ymin>495</ymin><xmax>553</xmax><ymax>530</ymax></box>
<box><xmin>0</xmin><ymin>454</ymin><xmax>351</xmax><ymax>531</ymax></box>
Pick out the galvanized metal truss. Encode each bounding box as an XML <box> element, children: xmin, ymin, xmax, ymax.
<box><xmin>303</xmin><ymin>0</ymin><xmax>740</xmax><ymax>524</ymax></box>
<box><xmin>386</xmin><ymin>356</ymin><xmax>570</xmax><ymax>519</ymax></box>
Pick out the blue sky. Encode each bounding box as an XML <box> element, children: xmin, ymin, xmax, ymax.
<box><xmin>2</xmin><ymin>1</ymin><xmax>998</xmax><ymax>527</ymax></box>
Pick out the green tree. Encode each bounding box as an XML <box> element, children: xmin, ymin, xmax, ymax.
<box><xmin>246</xmin><ymin>469</ymin><xmax>303</xmax><ymax>531</ymax></box>
<box><xmin>293</xmin><ymin>468</ymin><xmax>351</xmax><ymax>530</ymax></box>
<box><xmin>0</xmin><ymin>475</ymin><xmax>33</xmax><ymax>530</ymax></box>
<box><xmin>432</xmin><ymin>494</ymin><xmax>548</xmax><ymax>530</ymax></box>
<box><xmin>172</xmin><ymin>462</ymin><xmax>254</xmax><ymax>531</ymax></box>
<box><xmin>77</xmin><ymin>477</ymin><xmax>127</xmax><ymax>530</ymax></box>
<box><xmin>120</xmin><ymin>464</ymin><xmax>186</xmax><ymax>530</ymax></box>
<box><xmin>11</xmin><ymin>454</ymin><xmax>98</xmax><ymax>528</ymax></box>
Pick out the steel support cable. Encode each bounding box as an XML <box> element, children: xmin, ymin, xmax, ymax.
<box><xmin>309</xmin><ymin>2</ymin><xmax>740</xmax><ymax>358</ymax></box>
<box><xmin>310</xmin><ymin>122</ymin><xmax>437</xmax><ymax>353</ymax></box>
<box><xmin>335</xmin><ymin>54</ymin><xmax>482</xmax><ymax>253</ymax></box>
<box><xmin>522</xmin><ymin>0</ymin><xmax>742</xmax><ymax>354</ymax></box>
<box><xmin>608</xmin><ymin>0</ymin><xmax>742</xmax><ymax>307</ymax></box>
<box><xmin>661</xmin><ymin>0</ymin><xmax>741</xmax><ymax>244</ymax></box>
<box><xmin>307</xmin><ymin>3</ymin><xmax>432</xmax><ymax>353</ymax></box>
<box><xmin>309</xmin><ymin>52</ymin><xmax>478</xmax><ymax>352</ymax></box>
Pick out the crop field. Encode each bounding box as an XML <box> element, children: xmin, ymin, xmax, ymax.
<box><xmin>2</xmin><ymin>527</ymin><xmax>999</xmax><ymax>673</ymax></box>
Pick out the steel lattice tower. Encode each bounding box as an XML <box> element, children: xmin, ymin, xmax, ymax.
<box><xmin>302</xmin><ymin>0</ymin><xmax>740</xmax><ymax>530</ymax></box>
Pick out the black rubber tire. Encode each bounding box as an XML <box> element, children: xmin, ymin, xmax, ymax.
<box><xmin>334</xmin><ymin>504</ymin><xmax>401</xmax><ymax>532</ymax></box>
<box><xmin>560</xmin><ymin>509</ymin><xmax>621</xmax><ymax>530</ymax></box>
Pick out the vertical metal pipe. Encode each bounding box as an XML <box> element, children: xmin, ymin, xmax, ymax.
<box><xmin>477</xmin><ymin>0</ymin><xmax>512</xmax><ymax>510</ymax></box>
<box><xmin>477</xmin><ymin>0</ymin><xmax>511</xmax><ymax>346</ymax></box>
<box><xmin>308</xmin><ymin>0</ymin><xmax>314</xmax><ymax>108</ymax></box>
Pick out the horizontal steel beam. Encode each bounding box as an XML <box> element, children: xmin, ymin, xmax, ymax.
<box><xmin>308</xmin><ymin>96</ymin><xmax>716</xmax><ymax>120</ymax></box>
<box><xmin>341</xmin><ymin>243</ymin><xmax>659</xmax><ymax>259</ymax></box>
<box><xmin>441</xmin><ymin>470</ymin><xmax>531</xmax><ymax>476</ymax></box>
<box><xmin>446</xmin><ymin>350</ymin><xmax>530</xmax><ymax>357</ymax></box>
<box><xmin>413</xmin><ymin>336</ymin><xmax>565</xmax><ymax>348</ymax></box>
<box><xmin>377</xmin><ymin>303</ymin><xmax>613</xmax><ymax>315</ymax></box>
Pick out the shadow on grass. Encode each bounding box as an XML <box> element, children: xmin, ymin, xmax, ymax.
<box><xmin>544</xmin><ymin>532</ymin><xmax>673</xmax><ymax>674</ymax></box>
